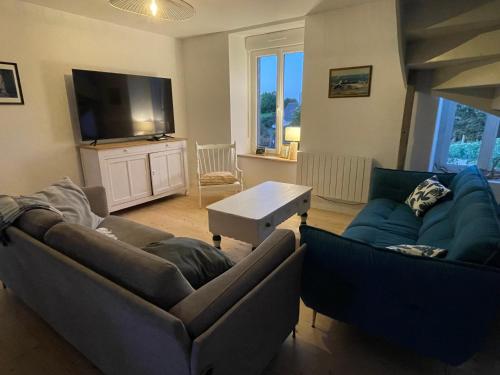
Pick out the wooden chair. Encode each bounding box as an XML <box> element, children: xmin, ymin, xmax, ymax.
<box><xmin>196</xmin><ymin>142</ymin><xmax>244</xmax><ymax>208</ymax></box>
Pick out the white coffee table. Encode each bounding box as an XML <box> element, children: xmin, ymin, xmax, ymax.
<box><xmin>207</xmin><ymin>181</ymin><xmax>312</xmax><ymax>249</ymax></box>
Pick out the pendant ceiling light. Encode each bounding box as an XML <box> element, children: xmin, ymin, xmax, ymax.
<box><xmin>109</xmin><ymin>0</ymin><xmax>195</xmax><ymax>21</ymax></box>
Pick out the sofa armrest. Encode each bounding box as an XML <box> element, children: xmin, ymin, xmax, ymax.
<box><xmin>369</xmin><ymin>168</ymin><xmax>456</xmax><ymax>202</ymax></box>
<box><xmin>169</xmin><ymin>229</ymin><xmax>296</xmax><ymax>338</ymax></box>
<box><xmin>300</xmin><ymin>225</ymin><xmax>500</xmax><ymax>364</ymax></box>
<box><xmin>81</xmin><ymin>185</ymin><xmax>109</xmax><ymax>217</ymax></box>
<box><xmin>190</xmin><ymin>245</ymin><xmax>305</xmax><ymax>375</ymax></box>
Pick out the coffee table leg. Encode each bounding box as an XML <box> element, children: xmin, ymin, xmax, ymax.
<box><xmin>300</xmin><ymin>212</ymin><xmax>308</xmax><ymax>225</ymax></box>
<box><xmin>212</xmin><ymin>234</ymin><xmax>222</xmax><ymax>249</ymax></box>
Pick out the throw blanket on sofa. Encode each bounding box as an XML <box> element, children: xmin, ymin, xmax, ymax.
<box><xmin>0</xmin><ymin>195</ymin><xmax>61</xmax><ymax>244</ymax></box>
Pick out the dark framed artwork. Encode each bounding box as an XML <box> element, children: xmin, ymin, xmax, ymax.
<box><xmin>328</xmin><ymin>65</ymin><xmax>372</xmax><ymax>98</ymax></box>
<box><xmin>0</xmin><ymin>62</ymin><xmax>24</xmax><ymax>105</ymax></box>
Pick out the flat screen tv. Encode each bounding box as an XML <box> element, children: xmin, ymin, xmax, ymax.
<box><xmin>72</xmin><ymin>69</ymin><xmax>175</xmax><ymax>142</ymax></box>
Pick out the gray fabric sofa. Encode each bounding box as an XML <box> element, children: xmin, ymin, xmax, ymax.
<box><xmin>0</xmin><ymin>186</ymin><xmax>305</xmax><ymax>375</ymax></box>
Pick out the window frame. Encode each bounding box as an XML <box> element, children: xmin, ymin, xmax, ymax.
<box><xmin>433</xmin><ymin>98</ymin><xmax>500</xmax><ymax>174</ymax></box>
<box><xmin>249</xmin><ymin>44</ymin><xmax>304</xmax><ymax>154</ymax></box>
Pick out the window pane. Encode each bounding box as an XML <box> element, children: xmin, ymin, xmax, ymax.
<box><xmin>447</xmin><ymin>104</ymin><xmax>486</xmax><ymax>166</ymax></box>
<box><xmin>257</xmin><ymin>55</ymin><xmax>277</xmax><ymax>149</ymax></box>
<box><xmin>490</xmin><ymin>126</ymin><xmax>500</xmax><ymax>171</ymax></box>
<box><xmin>282</xmin><ymin>51</ymin><xmax>304</xmax><ymax>144</ymax></box>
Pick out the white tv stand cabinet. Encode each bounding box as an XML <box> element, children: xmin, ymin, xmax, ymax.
<box><xmin>80</xmin><ymin>138</ymin><xmax>189</xmax><ymax>213</ymax></box>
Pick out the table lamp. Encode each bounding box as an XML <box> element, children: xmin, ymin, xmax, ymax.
<box><xmin>284</xmin><ymin>126</ymin><xmax>301</xmax><ymax>161</ymax></box>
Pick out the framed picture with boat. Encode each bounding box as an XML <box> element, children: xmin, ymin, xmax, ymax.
<box><xmin>328</xmin><ymin>65</ymin><xmax>372</xmax><ymax>98</ymax></box>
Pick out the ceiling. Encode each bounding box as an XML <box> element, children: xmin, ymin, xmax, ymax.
<box><xmin>20</xmin><ymin>0</ymin><xmax>375</xmax><ymax>38</ymax></box>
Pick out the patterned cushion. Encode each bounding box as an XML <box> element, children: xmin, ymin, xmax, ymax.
<box><xmin>405</xmin><ymin>175</ymin><xmax>451</xmax><ymax>217</ymax></box>
<box><xmin>386</xmin><ymin>244</ymin><xmax>448</xmax><ymax>258</ymax></box>
<box><xmin>200</xmin><ymin>172</ymin><xmax>238</xmax><ymax>186</ymax></box>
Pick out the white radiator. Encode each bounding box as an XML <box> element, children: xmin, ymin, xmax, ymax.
<box><xmin>297</xmin><ymin>152</ymin><xmax>373</xmax><ymax>203</ymax></box>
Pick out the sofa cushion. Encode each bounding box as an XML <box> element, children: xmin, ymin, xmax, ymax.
<box><xmin>343</xmin><ymin>198</ymin><xmax>422</xmax><ymax>247</ymax></box>
<box><xmin>97</xmin><ymin>215</ymin><xmax>174</xmax><ymax>248</ymax></box>
<box><xmin>200</xmin><ymin>172</ymin><xmax>238</xmax><ymax>186</ymax></box>
<box><xmin>369</xmin><ymin>168</ymin><xmax>455</xmax><ymax>203</ymax></box>
<box><xmin>417</xmin><ymin>167</ymin><xmax>500</xmax><ymax>265</ymax></box>
<box><xmin>14</xmin><ymin>209</ymin><xmax>63</xmax><ymax>241</ymax></box>
<box><xmin>143</xmin><ymin>237</ymin><xmax>235</xmax><ymax>289</ymax></box>
<box><xmin>18</xmin><ymin>177</ymin><xmax>103</xmax><ymax>229</ymax></box>
<box><xmin>44</xmin><ymin>222</ymin><xmax>194</xmax><ymax>309</ymax></box>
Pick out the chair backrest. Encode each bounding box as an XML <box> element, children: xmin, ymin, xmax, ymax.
<box><xmin>196</xmin><ymin>142</ymin><xmax>237</xmax><ymax>175</ymax></box>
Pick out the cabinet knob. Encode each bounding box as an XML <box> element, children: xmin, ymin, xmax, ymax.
<box><xmin>123</xmin><ymin>149</ymin><xmax>128</xmax><ymax>153</ymax></box>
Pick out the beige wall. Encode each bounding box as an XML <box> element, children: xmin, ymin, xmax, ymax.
<box><xmin>300</xmin><ymin>0</ymin><xmax>406</xmax><ymax>168</ymax></box>
<box><xmin>0</xmin><ymin>0</ymin><xmax>187</xmax><ymax>195</ymax></box>
<box><xmin>181</xmin><ymin>32</ymin><xmax>232</xmax><ymax>182</ymax></box>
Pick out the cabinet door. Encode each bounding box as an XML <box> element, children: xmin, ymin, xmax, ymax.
<box><xmin>106</xmin><ymin>154</ymin><xmax>152</xmax><ymax>206</ymax></box>
<box><xmin>149</xmin><ymin>151</ymin><xmax>170</xmax><ymax>195</ymax></box>
<box><xmin>149</xmin><ymin>149</ymin><xmax>186</xmax><ymax>195</ymax></box>
<box><xmin>166</xmin><ymin>149</ymin><xmax>186</xmax><ymax>190</ymax></box>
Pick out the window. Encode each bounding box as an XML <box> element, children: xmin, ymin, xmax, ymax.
<box><xmin>251</xmin><ymin>46</ymin><xmax>304</xmax><ymax>153</ymax></box>
<box><xmin>433</xmin><ymin>98</ymin><xmax>500</xmax><ymax>177</ymax></box>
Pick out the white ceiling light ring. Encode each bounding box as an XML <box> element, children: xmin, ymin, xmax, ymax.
<box><xmin>109</xmin><ymin>0</ymin><xmax>195</xmax><ymax>21</ymax></box>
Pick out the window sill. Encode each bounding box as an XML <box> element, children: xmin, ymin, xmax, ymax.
<box><xmin>238</xmin><ymin>153</ymin><xmax>297</xmax><ymax>164</ymax></box>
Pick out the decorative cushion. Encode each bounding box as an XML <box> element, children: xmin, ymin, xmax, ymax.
<box><xmin>200</xmin><ymin>171</ymin><xmax>238</xmax><ymax>186</ymax></box>
<box><xmin>405</xmin><ymin>175</ymin><xmax>451</xmax><ymax>217</ymax></box>
<box><xmin>386</xmin><ymin>244</ymin><xmax>448</xmax><ymax>258</ymax></box>
<box><xmin>143</xmin><ymin>237</ymin><xmax>235</xmax><ymax>289</ymax></box>
<box><xmin>18</xmin><ymin>177</ymin><xmax>103</xmax><ymax>229</ymax></box>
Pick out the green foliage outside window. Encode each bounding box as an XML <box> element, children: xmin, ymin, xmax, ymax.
<box><xmin>258</xmin><ymin>91</ymin><xmax>302</xmax><ymax>148</ymax></box>
<box><xmin>447</xmin><ymin>104</ymin><xmax>487</xmax><ymax>165</ymax></box>
<box><xmin>258</xmin><ymin>91</ymin><xmax>277</xmax><ymax>148</ymax></box>
<box><xmin>451</xmin><ymin>104</ymin><xmax>486</xmax><ymax>142</ymax></box>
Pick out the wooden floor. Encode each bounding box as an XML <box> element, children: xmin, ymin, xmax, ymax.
<box><xmin>1</xmin><ymin>193</ymin><xmax>499</xmax><ymax>374</ymax></box>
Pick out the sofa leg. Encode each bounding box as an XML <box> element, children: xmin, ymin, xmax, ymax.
<box><xmin>1</xmin><ymin>281</ymin><xmax>6</xmax><ymax>290</ymax></box>
<box><xmin>312</xmin><ymin>310</ymin><xmax>317</xmax><ymax>328</ymax></box>
<box><xmin>292</xmin><ymin>327</ymin><xmax>296</xmax><ymax>339</ymax></box>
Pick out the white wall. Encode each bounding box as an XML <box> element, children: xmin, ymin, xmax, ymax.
<box><xmin>300</xmin><ymin>0</ymin><xmax>406</xmax><ymax>168</ymax></box>
<box><xmin>405</xmin><ymin>90</ymin><xmax>440</xmax><ymax>171</ymax></box>
<box><xmin>404</xmin><ymin>71</ymin><xmax>441</xmax><ymax>171</ymax></box>
<box><xmin>238</xmin><ymin>157</ymin><xmax>297</xmax><ymax>187</ymax></box>
<box><xmin>181</xmin><ymin>32</ymin><xmax>232</xmax><ymax>182</ymax></box>
<box><xmin>229</xmin><ymin>33</ymin><xmax>251</xmax><ymax>156</ymax></box>
<box><xmin>0</xmin><ymin>0</ymin><xmax>187</xmax><ymax>195</ymax></box>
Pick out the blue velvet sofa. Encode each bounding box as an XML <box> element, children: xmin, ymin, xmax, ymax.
<box><xmin>300</xmin><ymin>166</ymin><xmax>500</xmax><ymax>365</ymax></box>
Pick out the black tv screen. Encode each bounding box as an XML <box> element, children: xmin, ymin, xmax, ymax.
<box><xmin>72</xmin><ymin>69</ymin><xmax>175</xmax><ymax>141</ymax></box>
